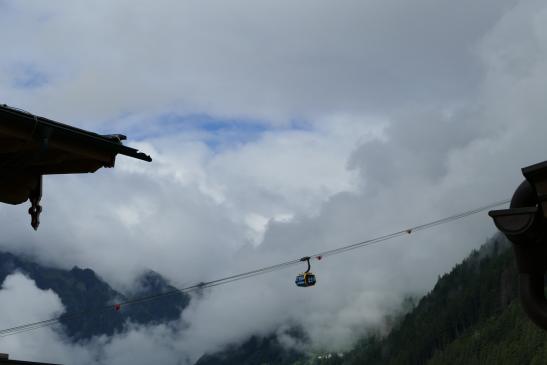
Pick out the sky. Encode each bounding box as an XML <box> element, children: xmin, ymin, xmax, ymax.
<box><xmin>1</xmin><ymin>0</ymin><xmax>547</xmax><ymax>363</ymax></box>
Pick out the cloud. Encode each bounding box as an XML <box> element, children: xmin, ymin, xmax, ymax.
<box><xmin>0</xmin><ymin>273</ymin><xmax>96</xmax><ymax>364</ymax></box>
<box><xmin>0</xmin><ymin>273</ymin><xmax>209</xmax><ymax>364</ymax></box>
<box><xmin>0</xmin><ymin>0</ymin><xmax>516</xmax><ymax>125</ymax></box>
<box><xmin>2</xmin><ymin>0</ymin><xmax>547</xmax><ymax>363</ymax></box>
<box><xmin>0</xmin><ymin>117</ymin><xmax>371</xmax><ymax>290</ymax></box>
<box><xmin>171</xmin><ymin>0</ymin><xmax>547</xmax><ymax>355</ymax></box>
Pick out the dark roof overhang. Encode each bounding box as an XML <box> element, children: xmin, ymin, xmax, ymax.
<box><xmin>0</xmin><ymin>104</ymin><xmax>152</xmax><ymax>229</ymax></box>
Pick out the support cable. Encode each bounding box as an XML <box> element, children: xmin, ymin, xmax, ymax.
<box><xmin>0</xmin><ymin>198</ymin><xmax>510</xmax><ymax>338</ymax></box>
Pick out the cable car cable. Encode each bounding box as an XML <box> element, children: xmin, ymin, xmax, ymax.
<box><xmin>0</xmin><ymin>198</ymin><xmax>510</xmax><ymax>338</ymax></box>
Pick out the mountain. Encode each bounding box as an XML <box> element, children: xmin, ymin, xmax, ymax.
<box><xmin>195</xmin><ymin>234</ymin><xmax>547</xmax><ymax>365</ymax></box>
<box><xmin>0</xmin><ymin>251</ymin><xmax>189</xmax><ymax>340</ymax></box>
<box><xmin>3</xmin><ymin>232</ymin><xmax>544</xmax><ymax>364</ymax></box>
<box><xmin>196</xmin><ymin>334</ymin><xmax>304</xmax><ymax>365</ymax></box>
<box><xmin>339</xmin><ymin>235</ymin><xmax>518</xmax><ymax>364</ymax></box>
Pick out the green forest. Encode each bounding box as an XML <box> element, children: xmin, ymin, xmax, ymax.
<box><xmin>198</xmin><ymin>236</ymin><xmax>547</xmax><ymax>365</ymax></box>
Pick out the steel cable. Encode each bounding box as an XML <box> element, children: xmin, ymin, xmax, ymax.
<box><xmin>0</xmin><ymin>198</ymin><xmax>510</xmax><ymax>338</ymax></box>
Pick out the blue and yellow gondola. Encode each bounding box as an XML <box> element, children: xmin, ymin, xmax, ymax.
<box><xmin>295</xmin><ymin>256</ymin><xmax>316</xmax><ymax>287</ymax></box>
<box><xmin>295</xmin><ymin>271</ymin><xmax>316</xmax><ymax>287</ymax></box>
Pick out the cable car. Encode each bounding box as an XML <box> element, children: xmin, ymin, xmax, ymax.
<box><xmin>295</xmin><ymin>272</ymin><xmax>316</xmax><ymax>287</ymax></box>
<box><xmin>295</xmin><ymin>257</ymin><xmax>316</xmax><ymax>287</ymax></box>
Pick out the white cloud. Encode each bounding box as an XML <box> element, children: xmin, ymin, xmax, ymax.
<box><xmin>0</xmin><ymin>274</ymin><xmax>209</xmax><ymax>364</ymax></box>
<box><xmin>2</xmin><ymin>0</ymin><xmax>547</xmax><ymax>363</ymax></box>
<box><xmin>0</xmin><ymin>0</ymin><xmax>516</xmax><ymax>124</ymax></box>
<box><xmin>0</xmin><ymin>273</ymin><xmax>96</xmax><ymax>364</ymax></box>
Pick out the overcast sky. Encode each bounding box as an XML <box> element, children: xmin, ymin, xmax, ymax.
<box><xmin>2</xmin><ymin>0</ymin><xmax>547</xmax><ymax>363</ymax></box>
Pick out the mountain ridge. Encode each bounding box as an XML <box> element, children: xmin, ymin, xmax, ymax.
<box><xmin>1</xmin><ymin>233</ymin><xmax>540</xmax><ymax>365</ymax></box>
<box><xmin>0</xmin><ymin>251</ymin><xmax>189</xmax><ymax>340</ymax></box>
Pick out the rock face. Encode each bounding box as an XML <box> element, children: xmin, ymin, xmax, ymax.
<box><xmin>0</xmin><ymin>252</ymin><xmax>189</xmax><ymax>340</ymax></box>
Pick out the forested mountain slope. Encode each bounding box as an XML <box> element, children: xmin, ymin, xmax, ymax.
<box><xmin>196</xmin><ymin>334</ymin><xmax>304</xmax><ymax>365</ymax></box>
<box><xmin>0</xmin><ymin>252</ymin><xmax>189</xmax><ymax>340</ymax></box>
<box><xmin>197</xmin><ymin>235</ymin><xmax>547</xmax><ymax>365</ymax></box>
<box><xmin>2</xmin><ymin>233</ymin><xmax>542</xmax><ymax>364</ymax></box>
<box><xmin>340</xmin><ymin>235</ymin><xmax>520</xmax><ymax>364</ymax></box>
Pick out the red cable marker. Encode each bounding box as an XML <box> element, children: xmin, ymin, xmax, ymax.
<box><xmin>114</xmin><ymin>304</ymin><xmax>121</xmax><ymax>312</ymax></box>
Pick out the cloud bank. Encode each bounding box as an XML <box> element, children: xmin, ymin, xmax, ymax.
<box><xmin>2</xmin><ymin>0</ymin><xmax>547</xmax><ymax>363</ymax></box>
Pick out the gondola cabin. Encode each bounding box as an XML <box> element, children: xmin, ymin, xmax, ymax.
<box><xmin>295</xmin><ymin>272</ymin><xmax>316</xmax><ymax>287</ymax></box>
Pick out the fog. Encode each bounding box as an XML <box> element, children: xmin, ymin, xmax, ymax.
<box><xmin>1</xmin><ymin>0</ymin><xmax>547</xmax><ymax>363</ymax></box>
